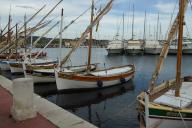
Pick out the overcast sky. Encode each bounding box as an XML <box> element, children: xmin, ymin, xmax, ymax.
<box><xmin>0</xmin><ymin>0</ymin><xmax>192</xmax><ymax>40</ymax></box>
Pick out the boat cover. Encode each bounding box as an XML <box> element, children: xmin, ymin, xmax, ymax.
<box><xmin>91</xmin><ymin>66</ymin><xmax>132</xmax><ymax>76</ymax></box>
<box><xmin>154</xmin><ymin>82</ymin><xmax>192</xmax><ymax>108</ymax></box>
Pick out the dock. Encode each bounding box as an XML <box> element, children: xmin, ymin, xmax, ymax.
<box><xmin>0</xmin><ymin>75</ymin><xmax>97</xmax><ymax>128</ymax></box>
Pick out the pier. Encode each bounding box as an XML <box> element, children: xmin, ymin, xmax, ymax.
<box><xmin>0</xmin><ymin>75</ymin><xmax>97</xmax><ymax>128</ymax></box>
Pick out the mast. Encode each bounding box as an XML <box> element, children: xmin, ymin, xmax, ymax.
<box><xmin>149</xmin><ymin>0</ymin><xmax>188</xmax><ymax>93</ymax></box>
<box><xmin>175</xmin><ymin>0</ymin><xmax>185</xmax><ymax>97</ymax></box>
<box><xmin>143</xmin><ymin>11</ymin><xmax>146</xmax><ymax>41</ymax></box>
<box><xmin>24</xmin><ymin>14</ymin><xmax>27</xmax><ymax>53</ymax></box>
<box><xmin>156</xmin><ymin>12</ymin><xmax>159</xmax><ymax>40</ymax></box>
<box><xmin>87</xmin><ymin>0</ymin><xmax>94</xmax><ymax>73</ymax></box>
<box><xmin>16</xmin><ymin>23</ymin><xmax>18</xmax><ymax>61</ymax></box>
<box><xmin>7</xmin><ymin>8</ymin><xmax>12</xmax><ymax>54</ymax></box>
<box><xmin>59</xmin><ymin>8</ymin><xmax>64</xmax><ymax>68</ymax></box>
<box><xmin>131</xmin><ymin>4</ymin><xmax>134</xmax><ymax>40</ymax></box>
<box><xmin>122</xmin><ymin>13</ymin><xmax>124</xmax><ymax>40</ymax></box>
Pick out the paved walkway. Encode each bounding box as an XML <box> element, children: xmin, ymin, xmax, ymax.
<box><xmin>0</xmin><ymin>86</ymin><xmax>57</xmax><ymax>128</ymax></box>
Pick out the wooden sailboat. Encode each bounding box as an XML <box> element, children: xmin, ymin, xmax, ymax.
<box><xmin>7</xmin><ymin>1</ymin><xmax>64</xmax><ymax>73</ymax></box>
<box><xmin>0</xmin><ymin>5</ymin><xmax>48</xmax><ymax>71</ymax></box>
<box><xmin>55</xmin><ymin>0</ymin><xmax>135</xmax><ymax>91</ymax></box>
<box><xmin>24</xmin><ymin>8</ymin><xmax>97</xmax><ymax>83</ymax></box>
<box><xmin>137</xmin><ymin>0</ymin><xmax>192</xmax><ymax>127</ymax></box>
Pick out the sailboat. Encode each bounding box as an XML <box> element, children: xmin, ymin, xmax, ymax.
<box><xmin>106</xmin><ymin>13</ymin><xmax>125</xmax><ymax>55</ymax></box>
<box><xmin>0</xmin><ymin>5</ymin><xmax>48</xmax><ymax>71</ymax></box>
<box><xmin>55</xmin><ymin>0</ymin><xmax>135</xmax><ymax>91</ymax></box>
<box><xmin>24</xmin><ymin>8</ymin><xmax>97</xmax><ymax>83</ymax></box>
<box><xmin>125</xmin><ymin>4</ymin><xmax>144</xmax><ymax>55</ymax></box>
<box><xmin>144</xmin><ymin>13</ymin><xmax>162</xmax><ymax>55</ymax></box>
<box><xmin>137</xmin><ymin>0</ymin><xmax>192</xmax><ymax>127</ymax></box>
<box><xmin>7</xmin><ymin>1</ymin><xmax>64</xmax><ymax>74</ymax></box>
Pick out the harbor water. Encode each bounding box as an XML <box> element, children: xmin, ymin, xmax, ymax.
<box><xmin>3</xmin><ymin>48</ymin><xmax>192</xmax><ymax>128</ymax></box>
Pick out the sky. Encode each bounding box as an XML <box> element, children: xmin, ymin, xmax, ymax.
<box><xmin>0</xmin><ymin>0</ymin><xmax>192</xmax><ymax>40</ymax></box>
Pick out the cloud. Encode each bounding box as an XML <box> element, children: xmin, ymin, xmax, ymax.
<box><xmin>0</xmin><ymin>0</ymin><xmax>192</xmax><ymax>40</ymax></box>
<box><xmin>154</xmin><ymin>1</ymin><xmax>178</xmax><ymax>14</ymax></box>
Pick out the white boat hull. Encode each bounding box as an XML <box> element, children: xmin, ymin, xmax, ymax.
<box><xmin>55</xmin><ymin>65</ymin><xmax>135</xmax><ymax>90</ymax></box>
<box><xmin>10</xmin><ymin>66</ymin><xmax>23</xmax><ymax>74</ymax></box>
<box><xmin>125</xmin><ymin>49</ymin><xmax>143</xmax><ymax>55</ymax></box>
<box><xmin>106</xmin><ymin>48</ymin><xmax>124</xmax><ymax>54</ymax></box>
<box><xmin>148</xmin><ymin>117</ymin><xmax>192</xmax><ymax>128</ymax></box>
<box><xmin>55</xmin><ymin>73</ymin><xmax>133</xmax><ymax>90</ymax></box>
<box><xmin>144</xmin><ymin>48</ymin><xmax>161</xmax><ymax>54</ymax></box>
<box><xmin>0</xmin><ymin>61</ymin><xmax>10</xmax><ymax>70</ymax></box>
<box><xmin>25</xmin><ymin>74</ymin><xmax>55</xmax><ymax>83</ymax></box>
<box><xmin>168</xmin><ymin>49</ymin><xmax>177</xmax><ymax>54</ymax></box>
<box><xmin>183</xmin><ymin>49</ymin><xmax>192</xmax><ymax>54</ymax></box>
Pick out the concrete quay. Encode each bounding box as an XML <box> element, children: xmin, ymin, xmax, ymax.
<box><xmin>0</xmin><ymin>75</ymin><xmax>97</xmax><ymax>128</ymax></box>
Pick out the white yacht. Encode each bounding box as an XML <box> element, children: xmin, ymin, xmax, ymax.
<box><xmin>169</xmin><ymin>45</ymin><xmax>178</xmax><ymax>55</ymax></box>
<box><xmin>125</xmin><ymin>40</ymin><xmax>144</xmax><ymax>55</ymax></box>
<box><xmin>183</xmin><ymin>38</ymin><xmax>192</xmax><ymax>54</ymax></box>
<box><xmin>106</xmin><ymin>39</ymin><xmax>124</xmax><ymax>54</ymax></box>
<box><xmin>144</xmin><ymin>40</ymin><xmax>162</xmax><ymax>54</ymax></box>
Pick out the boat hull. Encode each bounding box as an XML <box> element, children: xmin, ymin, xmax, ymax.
<box><xmin>55</xmin><ymin>65</ymin><xmax>135</xmax><ymax>90</ymax></box>
<box><xmin>25</xmin><ymin>64</ymin><xmax>97</xmax><ymax>83</ymax></box>
<box><xmin>125</xmin><ymin>49</ymin><xmax>143</xmax><ymax>55</ymax></box>
<box><xmin>25</xmin><ymin>74</ymin><xmax>55</xmax><ymax>83</ymax></box>
<box><xmin>106</xmin><ymin>48</ymin><xmax>124</xmax><ymax>54</ymax></box>
<box><xmin>0</xmin><ymin>61</ymin><xmax>10</xmax><ymax>70</ymax></box>
<box><xmin>10</xmin><ymin>65</ymin><xmax>23</xmax><ymax>74</ymax></box>
<box><xmin>148</xmin><ymin>116</ymin><xmax>192</xmax><ymax>128</ymax></box>
<box><xmin>138</xmin><ymin>106</ymin><xmax>192</xmax><ymax>128</ymax></box>
<box><xmin>144</xmin><ymin>48</ymin><xmax>161</xmax><ymax>54</ymax></box>
<box><xmin>9</xmin><ymin>59</ymin><xmax>58</xmax><ymax>74</ymax></box>
<box><xmin>137</xmin><ymin>80</ymin><xmax>192</xmax><ymax>128</ymax></box>
<box><xmin>168</xmin><ymin>49</ymin><xmax>177</xmax><ymax>55</ymax></box>
<box><xmin>183</xmin><ymin>49</ymin><xmax>192</xmax><ymax>54</ymax></box>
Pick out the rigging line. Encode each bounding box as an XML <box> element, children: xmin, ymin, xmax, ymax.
<box><xmin>178</xmin><ymin>111</ymin><xmax>188</xmax><ymax>128</ymax></box>
<box><xmin>164</xmin><ymin>0</ymin><xmax>178</xmax><ymax>40</ymax></box>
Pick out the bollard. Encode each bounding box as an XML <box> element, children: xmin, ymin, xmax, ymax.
<box><xmin>11</xmin><ymin>78</ymin><xmax>36</xmax><ymax>121</ymax></box>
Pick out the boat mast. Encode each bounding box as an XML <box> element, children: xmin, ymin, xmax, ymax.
<box><xmin>7</xmin><ymin>8</ymin><xmax>12</xmax><ymax>55</ymax></box>
<box><xmin>143</xmin><ymin>11</ymin><xmax>146</xmax><ymax>41</ymax></box>
<box><xmin>156</xmin><ymin>12</ymin><xmax>159</xmax><ymax>41</ymax></box>
<box><xmin>175</xmin><ymin>0</ymin><xmax>185</xmax><ymax>97</ymax></box>
<box><xmin>149</xmin><ymin>0</ymin><xmax>188</xmax><ymax>92</ymax></box>
<box><xmin>87</xmin><ymin>0</ymin><xmax>94</xmax><ymax>73</ymax></box>
<box><xmin>59</xmin><ymin>8</ymin><xmax>64</xmax><ymax>68</ymax></box>
<box><xmin>15</xmin><ymin>23</ymin><xmax>18</xmax><ymax>61</ymax></box>
<box><xmin>131</xmin><ymin>4</ymin><xmax>134</xmax><ymax>40</ymax></box>
<box><xmin>122</xmin><ymin>13</ymin><xmax>124</xmax><ymax>40</ymax></box>
<box><xmin>24</xmin><ymin>14</ymin><xmax>27</xmax><ymax>53</ymax></box>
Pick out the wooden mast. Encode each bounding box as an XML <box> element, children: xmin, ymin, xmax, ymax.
<box><xmin>59</xmin><ymin>8</ymin><xmax>64</xmax><ymax>68</ymax></box>
<box><xmin>149</xmin><ymin>0</ymin><xmax>188</xmax><ymax>92</ymax></box>
<box><xmin>15</xmin><ymin>23</ymin><xmax>18</xmax><ymax>61</ymax></box>
<box><xmin>24</xmin><ymin>14</ymin><xmax>27</xmax><ymax>53</ymax></box>
<box><xmin>87</xmin><ymin>0</ymin><xmax>94</xmax><ymax>73</ymax></box>
<box><xmin>175</xmin><ymin>0</ymin><xmax>185</xmax><ymax>97</ymax></box>
<box><xmin>7</xmin><ymin>9</ymin><xmax>12</xmax><ymax>55</ymax></box>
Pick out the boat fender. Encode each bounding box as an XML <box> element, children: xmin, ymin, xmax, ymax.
<box><xmin>97</xmin><ymin>80</ymin><xmax>103</xmax><ymax>87</ymax></box>
<box><xmin>120</xmin><ymin>78</ymin><xmax>126</xmax><ymax>84</ymax></box>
